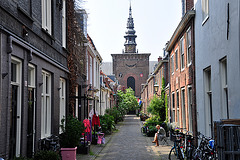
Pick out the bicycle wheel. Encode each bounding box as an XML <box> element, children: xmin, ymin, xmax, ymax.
<box><xmin>178</xmin><ymin>147</ymin><xmax>184</xmax><ymax>160</ymax></box>
<box><xmin>169</xmin><ymin>147</ymin><xmax>177</xmax><ymax>160</ymax></box>
<box><xmin>192</xmin><ymin>149</ymin><xmax>202</xmax><ymax>160</ymax></box>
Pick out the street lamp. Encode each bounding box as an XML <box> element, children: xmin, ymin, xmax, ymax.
<box><xmin>154</xmin><ymin>83</ymin><xmax>159</xmax><ymax>96</ymax></box>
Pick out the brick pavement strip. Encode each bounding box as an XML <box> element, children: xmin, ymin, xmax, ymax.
<box><xmin>77</xmin><ymin>115</ymin><xmax>173</xmax><ymax>160</ymax></box>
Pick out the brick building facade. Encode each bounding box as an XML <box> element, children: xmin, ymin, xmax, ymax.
<box><xmin>112</xmin><ymin>5</ymin><xmax>150</xmax><ymax>98</ymax></box>
<box><xmin>166</xmin><ymin>0</ymin><xmax>196</xmax><ymax>136</ymax></box>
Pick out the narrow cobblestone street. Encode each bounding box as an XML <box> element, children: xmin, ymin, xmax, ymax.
<box><xmin>95</xmin><ymin>115</ymin><xmax>172</xmax><ymax>160</ymax></box>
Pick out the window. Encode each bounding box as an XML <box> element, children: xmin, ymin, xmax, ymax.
<box><xmin>176</xmin><ymin>91</ymin><xmax>180</xmax><ymax>126</ymax></box>
<box><xmin>180</xmin><ymin>37</ymin><xmax>185</xmax><ymax>70</ymax></box>
<box><xmin>202</xmin><ymin>0</ymin><xmax>209</xmax><ymax>22</ymax></box>
<box><xmin>188</xmin><ymin>86</ymin><xmax>193</xmax><ymax>132</ymax></box>
<box><xmin>181</xmin><ymin>88</ymin><xmax>186</xmax><ymax>129</ymax></box>
<box><xmin>204</xmin><ymin>67</ymin><xmax>212</xmax><ymax>137</ymax></box>
<box><xmin>62</xmin><ymin>0</ymin><xmax>66</xmax><ymax>48</ymax></box>
<box><xmin>220</xmin><ymin>58</ymin><xmax>228</xmax><ymax>119</ymax></box>
<box><xmin>171</xmin><ymin>55</ymin><xmax>174</xmax><ymax>74</ymax></box>
<box><xmin>59</xmin><ymin>78</ymin><xmax>66</xmax><ymax>133</ymax></box>
<box><xmin>41</xmin><ymin>70</ymin><xmax>51</xmax><ymax>138</ymax></box>
<box><xmin>90</xmin><ymin>56</ymin><xmax>93</xmax><ymax>85</ymax></box>
<box><xmin>172</xmin><ymin>93</ymin><xmax>175</xmax><ymax>122</ymax></box>
<box><xmin>10</xmin><ymin>57</ymin><xmax>22</xmax><ymax>157</ymax></box>
<box><xmin>42</xmin><ymin>0</ymin><xmax>52</xmax><ymax>34</ymax></box>
<box><xmin>175</xmin><ymin>49</ymin><xmax>178</xmax><ymax>70</ymax></box>
<box><xmin>187</xmin><ymin>28</ymin><xmax>192</xmax><ymax>65</ymax></box>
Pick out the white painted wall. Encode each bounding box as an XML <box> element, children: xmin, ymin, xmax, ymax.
<box><xmin>195</xmin><ymin>0</ymin><xmax>240</xmax><ymax>137</ymax></box>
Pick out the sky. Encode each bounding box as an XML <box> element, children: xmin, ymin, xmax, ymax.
<box><xmin>82</xmin><ymin>0</ymin><xmax>182</xmax><ymax>62</ymax></box>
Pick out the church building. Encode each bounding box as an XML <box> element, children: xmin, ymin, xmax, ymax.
<box><xmin>112</xmin><ymin>5</ymin><xmax>150</xmax><ymax>97</ymax></box>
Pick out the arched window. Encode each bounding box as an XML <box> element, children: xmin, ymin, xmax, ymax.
<box><xmin>127</xmin><ymin>76</ymin><xmax>135</xmax><ymax>91</ymax></box>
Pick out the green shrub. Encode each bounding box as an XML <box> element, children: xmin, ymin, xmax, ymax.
<box><xmin>34</xmin><ymin>150</ymin><xmax>60</xmax><ymax>160</ymax></box>
<box><xmin>99</xmin><ymin>114</ymin><xmax>115</xmax><ymax>134</ymax></box>
<box><xmin>59</xmin><ymin>115</ymin><xmax>85</xmax><ymax>148</ymax></box>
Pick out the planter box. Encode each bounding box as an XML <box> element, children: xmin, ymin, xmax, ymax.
<box><xmin>77</xmin><ymin>145</ymin><xmax>90</xmax><ymax>154</ymax></box>
<box><xmin>61</xmin><ymin>147</ymin><xmax>77</xmax><ymax>160</ymax></box>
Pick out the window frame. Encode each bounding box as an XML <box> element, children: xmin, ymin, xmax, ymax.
<box><xmin>175</xmin><ymin>48</ymin><xmax>178</xmax><ymax>71</ymax></box>
<box><xmin>62</xmin><ymin>0</ymin><xmax>66</xmax><ymax>48</ymax></box>
<box><xmin>42</xmin><ymin>0</ymin><xmax>52</xmax><ymax>34</ymax></box>
<box><xmin>187</xmin><ymin>27</ymin><xmax>192</xmax><ymax>66</ymax></box>
<box><xmin>180</xmin><ymin>36</ymin><xmax>185</xmax><ymax>70</ymax></box>
<box><xmin>171</xmin><ymin>54</ymin><xmax>174</xmax><ymax>75</ymax></box>
<box><xmin>172</xmin><ymin>92</ymin><xmax>175</xmax><ymax>122</ymax></box>
<box><xmin>202</xmin><ymin>0</ymin><xmax>209</xmax><ymax>25</ymax></box>
<box><xmin>41</xmin><ymin>70</ymin><xmax>52</xmax><ymax>138</ymax></box>
<box><xmin>59</xmin><ymin>78</ymin><xmax>66</xmax><ymax>133</ymax></box>
<box><xmin>220</xmin><ymin>57</ymin><xmax>228</xmax><ymax>119</ymax></box>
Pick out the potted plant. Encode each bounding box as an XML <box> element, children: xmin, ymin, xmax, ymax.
<box><xmin>59</xmin><ymin>116</ymin><xmax>84</xmax><ymax>160</ymax></box>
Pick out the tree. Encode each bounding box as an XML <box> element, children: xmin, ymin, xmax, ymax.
<box><xmin>117</xmin><ymin>88</ymin><xmax>138</xmax><ymax>113</ymax></box>
<box><xmin>147</xmin><ymin>77</ymin><xmax>167</xmax><ymax>122</ymax></box>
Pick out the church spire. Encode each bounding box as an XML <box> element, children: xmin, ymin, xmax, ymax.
<box><xmin>124</xmin><ymin>3</ymin><xmax>137</xmax><ymax>53</ymax></box>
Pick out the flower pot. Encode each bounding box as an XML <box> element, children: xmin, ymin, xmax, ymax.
<box><xmin>61</xmin><ymin>147</ymin><xmax>77</xmax><ymax>160</ymax></box>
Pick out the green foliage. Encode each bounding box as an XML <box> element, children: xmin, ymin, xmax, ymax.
<box><xmin>34</xmin><ymin>150</ymin><xmax>60</xmax><ymax>160</ymax></box>
<box><xmin>106</xmin><ymin>107</ymin><xmax>124</xmax><ymax>123</ymax></box>
<box><xmin>59</xmin><ymin>115</ymin><xmax>85</xmax><ymax>148</ymax></box>
<box><xmin>147</xmin><ymin>77</ymin><xmax>167</xmax><ymax>122</ymax></box>
<box><xmin>144</xmin><ymin>116</ymin><xmax>160</xmax><ymax>127</ymax></box>
<box><xmin>99</xmin><ymin>114</ymin><xmax>115</xmax><ymax>134</ymax></box>
<box><xmin>117</xmin><ymin>88</ymin><xmax>138</xmax><ymax>112</ymax></box>
<box><xmin>148</xmin><ymin>125</ymin><xmax>158</xmax><ymax>133</ymax></box>
<box><xmin>147</xmin><ymin>95</ymin><xmax>164</xmax><ymax>117</ymax></box>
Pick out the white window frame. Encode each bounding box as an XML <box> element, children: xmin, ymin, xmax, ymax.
<box><xmin>175</xmin><ymin>48</ymin><xmax>178</xmax><ymax>71</ymax></box>
<box><xmin>28</xmin><ymin>64</ymin><xmax>36</xmax><ymax>153</ymax></box>
<box><xmin>204</xmin><ymin>67</ymin><xmax>212</xmax><ymax>137</ymax></box>
<box><xmin>202</xmin><ymin>0</ymin><xmax>209</xmax><ymax>25</ymax></box>
<box><xmin>187</xmin><ymin>86</ymin><xmax>193</xmax><ymax>132</ymax></box>
<box><xmin>220</xmin><ymin>57</ymin><xmax>228</xmax><ymax>119</ymax></box>
<box><xmin>11</xmin><ymin>57</ymin><xmax>22</xmax><ymax>157</ymax></box>
<box><xmin>172</xmin><ymin>92</ymin><xmax>175</xmax><ymax>122</ymax></box>
<box><xmin>59</xmin><ymin>78</ymin><xmax>66</xmax><ymax>133</ymax></box>
<box><xmin>42</xmin><ymin>0</ymin><xmax>52</xmax><ymax>34</ymax></box>
<box><xmin>41</xmin><ymin>70</ymin><xmax>51</xmax><ymax>138</ymax></box>
<box><xmin>180</xmin><ymin>37</ymin><xmax>185</xmax><ymax>70</ymax></box>
<box><xmin>176</xmin><ymin>90</ymin><xmax>180</xmax><ymax>126</ymax></box>
<box><xmin>90</xmin><ymin>56</ymin><xmax>93</xmax><ymax>85</ymax></box>
<box><xmin>187</xmin><ymin>28</ymin><xmax>192</xmax><ymax>66</ymax></box>
<box><xmin>62</xmin><ymin>0</ymin><xmax>66</xmax><ymax>48</ymax></box>
<box><xmin>171</xmin><ymin>55</ymin><xmax>174</xmax><ymax>75</ymax></box>
<box><xmin>181</xmin><ymin>88</ymin><xmax>186</xmax><ymax>129</ymax></box>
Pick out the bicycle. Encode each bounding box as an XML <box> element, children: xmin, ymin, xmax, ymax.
<box><xmin>184</xmin><ymin>131</ymin><xmax>195</xmax><ymax>160</ymax></box>
<box><xmin>169</xmin><ymin>131</ymin><xmax>185</xmax><ymax>160</ymax></box>
<box><xmin>192</xmin><ymin>132</ymin><xmax>217</xmax><ymax>160</ymax></box>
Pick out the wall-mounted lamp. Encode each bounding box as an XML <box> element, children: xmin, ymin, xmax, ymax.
<box><xmin>57</xmin><ymin>87</ymin><xmax>61</xmax><ymax>91</ymax></box>
<box><xmin>39</xmin><ymin>82</ymin><xmax>43</xmax><ymax>87</ymax></box>
<box><xmin>154</xmin><ymin>83</ymin><xmax>159</xmax><ymax>95</ymax></box>
<box><xmin>22</xmin><ymin>26</ymin><xmax>28</xmax><ymax>38</ymax></box>
<box><xmin>2</xmin><ymin>73</ymin><xmax>8</xmax><ymax>79</ymax></box>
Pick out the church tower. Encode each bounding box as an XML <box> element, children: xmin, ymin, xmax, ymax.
<box><xmin>112</xmin><ymin>4</ymin><xmax>150</xmax><ymax>97</ymax></box>
<box><xmin>124</xmin><ymin>5</ymin><xmax>137</xmax><ymax>53</ymax></box>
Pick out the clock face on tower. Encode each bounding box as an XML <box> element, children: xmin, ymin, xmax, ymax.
<box><xmin>128</xmin><ymin>45</ymin><xmax>135</xmax><ymax>52</ymax></box>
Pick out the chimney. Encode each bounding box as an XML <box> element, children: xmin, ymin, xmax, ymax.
<box><xmin>182</xmin><ymin>0</ymin><xmax>194</xmax><ymax>17</ymax></box>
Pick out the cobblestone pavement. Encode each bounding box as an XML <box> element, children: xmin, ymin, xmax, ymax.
<box><xmin>77</xmin><ymin>115</ymin><xmax>173</xmax><ymax>160</ymax></box>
